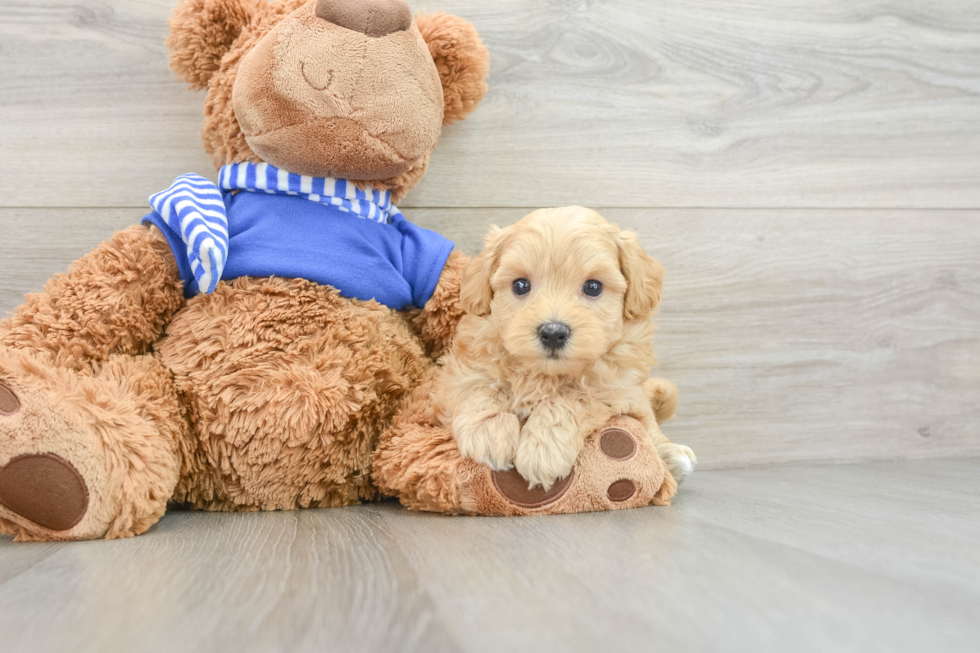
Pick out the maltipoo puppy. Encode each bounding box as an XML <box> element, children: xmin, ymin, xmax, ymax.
<box><xmin>434</xmin><ymin>206</ymin><xmax>696</xmax><ymax>490</ymax></box>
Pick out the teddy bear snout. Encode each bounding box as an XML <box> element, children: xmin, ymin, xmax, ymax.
<box><xmin>315</xmin><ymin>0</ymin><xmax>412</xmax><ymax>38</ymax></box>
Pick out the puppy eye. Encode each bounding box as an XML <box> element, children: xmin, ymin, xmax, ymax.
<box><xmin>512</xmin><ymin>278</ymin><xmax>531</xmax><ymax>296</ymax></box>
<box><xmin>583</xmin><ymin>279</ymin><xmax>603</xmax><ymax>297</ymax></box>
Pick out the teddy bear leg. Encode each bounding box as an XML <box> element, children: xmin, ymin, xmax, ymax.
<box><xmin>0</xmin><ymin>350</ymin><xmax>185</xmax><ymax>541</ymax></box>
<box><xmin>374</xmin><ymin>369</ymin><xmax>470</xmax><ymax>513</ymax></box>
<box><xmin>0</xmin><ymin>224</ymin><xmax>186</xmax><ymax>541</ymax></box>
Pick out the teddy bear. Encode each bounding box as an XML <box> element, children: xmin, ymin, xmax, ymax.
<box><xmin>0</xmin><ymin>0</ymin><xmax>491</xmax><ymax>541</ymax></box>
<box><xmin>0</xmin><ymin>0</ymin><xmax>684</xmax><ymax>541</ymax></box>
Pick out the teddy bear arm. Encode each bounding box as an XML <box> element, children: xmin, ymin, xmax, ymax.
<box><xmin>410</xmin><ymin>249</ymin><xmax>469</xmax><ymax>359</ymax></box>
<box><xmin>0</xmin><ymin>224</ymin><xmax>185</xmax><ymax>368</ymax></box>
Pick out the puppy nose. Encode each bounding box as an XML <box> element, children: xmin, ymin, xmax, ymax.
<box><xmin>315</xmin><ymin>0</ymin><xmax>413</xmax><ymax>37</ymax></box>
<box><xmin>537</xmin><ymin>322</ymin><xmax>571</xmax><ymax>351</ymax></box>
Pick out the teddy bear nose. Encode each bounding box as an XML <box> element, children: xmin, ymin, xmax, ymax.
<box><xmin>315</xmin><ymin>0</ymin><xmax>413</xmax><ymax>37</ymax></box>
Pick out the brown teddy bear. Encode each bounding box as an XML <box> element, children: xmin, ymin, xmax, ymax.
<box><xmin>0</xmin><ymin>0</ymin><xmax>680</xmax><ymax>541</ymax></box>
<box><xmin>0</xmin><ymin>0</ymin><xmax>490</xmax><ymax>541</ymax></box>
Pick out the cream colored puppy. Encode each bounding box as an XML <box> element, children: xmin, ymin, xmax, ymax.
<box><xmin>434</xmin><ymin>206</ymin><xmax>697</xmax><ymax>490</ymax></box>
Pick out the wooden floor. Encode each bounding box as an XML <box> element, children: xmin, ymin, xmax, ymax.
<box><xmin>1</xmin><ymin>457</ymin><xmax>978</xmax><ymax>653</ymax></box>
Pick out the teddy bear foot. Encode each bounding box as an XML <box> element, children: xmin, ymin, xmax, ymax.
<box><xmin>1</xmin><ymin>370</ymin><xmax>88</xmax><ymax>533</ymax></box>
<box><xmin>0</xmin><ymin>371</ymin><xmax>107</xmax><ymax>541</ymax></box>
<box><xmin>459</xmin><ymin>416</ymin><xmax>675</xmax><ymax>516</ymax></box>
<box><xmin>0</xmin><ymin>349</ymin><xmax>181</xmax><ymax>541</ymax></box>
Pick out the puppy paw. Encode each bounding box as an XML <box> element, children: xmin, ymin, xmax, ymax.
<box><xmin>656</xmin><ymin>442</ymin><xmax>697</xmax><ymax>483</ymax></box>
<box><xmin>454</xmin><ymin>412</ymin><xmax>521</xmax><ymax>471</ymax></box>
<box><xmin>514</xmin><ymin>431</ymin><xmax>578</xmax><ymax>492</ymax></box>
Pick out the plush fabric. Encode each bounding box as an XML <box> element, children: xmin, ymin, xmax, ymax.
<box><xmin>314</xmin><ymin>0</ymin><xmax>412</xmax><ymax>38</ymax></box>
<box><xmin>180</xmin><ymin>0</ymin><xmax>487</xmax><ymax>201</ymax></box>
<box><xmin>416</xmin><ymin>12</ymin><xmax>490</xmax><ymax>126</ymax></box>
<box><xmin>231</xmin><ymin>0</ymin><xmax>444</xmax><ymax>179</ymax></box>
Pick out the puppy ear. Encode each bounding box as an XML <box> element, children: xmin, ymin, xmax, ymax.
<box><xmin>415</xmin><ymin>12</ymin><xmax>490</xmax><ymax>125</ymax></box>
<box><xmin>619</xmin><ymin>231</ymin><xmax>664</xmax><ymax>320</ymax></box>
<box><xmin>167</xmin><ymin>0</ymin><xmax>260</xmax><ymax>90</ymax></box>
<box><xmin>460</xmin><ymin>226</ymin><xmax>508</xmax><ymax>317</ymax></box>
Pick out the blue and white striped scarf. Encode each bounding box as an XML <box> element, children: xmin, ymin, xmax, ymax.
<box><xmin>148</xmin><ymin>162</ymin><xmax>405</xmax><ymax>294</ymax></box>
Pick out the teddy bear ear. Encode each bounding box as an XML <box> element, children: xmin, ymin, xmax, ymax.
<box><xmin>415</xmin><ymin>12</ymin><xmax>490</xmax><ymax>125</ymax></box>
<box><xmin>167</xmin><ymin>0</ymin><xmax>260</xmax><ymax>90</ymax></box>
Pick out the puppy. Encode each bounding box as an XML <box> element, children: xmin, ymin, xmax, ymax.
<box><xmin>434</xmin><ymin>206</ymin><xmax>696</xmax><ymax>489</ymax></box>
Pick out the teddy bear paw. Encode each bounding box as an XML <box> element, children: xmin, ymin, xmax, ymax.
<box><xmin>461</xmin><ymin>416</ymin><xmax>673</xmax><ymax>516</ymax></box>
<box><xmin>0</xmin><ymin>351</ymin><xmax>131</xmax><ymax>542</ymax></box>
<box><xmin>1</xmin><ymin>379</ymin><xmax>88</xmax><ymax>533</ymax></box>
<box><xmin>0</xmin><ymin>370</ymin><xmax>106</xmax><ymax>541</ymax></box>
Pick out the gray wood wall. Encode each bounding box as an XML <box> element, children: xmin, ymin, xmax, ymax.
<box><xmin>1</xmin><ymin>0</ymin><xmax>978</xmax><ymax>469</ymax></box>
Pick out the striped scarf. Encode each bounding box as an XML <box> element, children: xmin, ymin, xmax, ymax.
<box><xmin>148</xmin><ymin>162</ymin><xmax>404</xmax><ymax>294</ymax></box>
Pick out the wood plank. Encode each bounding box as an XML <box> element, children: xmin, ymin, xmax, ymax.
<box><xmin>2</xmin><ymin>207</ymin><xmax>978</xmax><ymax>468</ymax></box>
<box><xmin>2</xmin><ymin>459</ymin><xmax>979</xmax><ymax>653</ymax></box>
<box><xmin>622</xmin><ymin>208</ymin><xmax>980</xmax><ymax>468</ymax></box>
<box><xmin>0</xmin><ymin>508</ymin><xmax>458</xmax><ymax>653</ymax></box>
<box><xmin>675</xmin><ymin>457</ymin><xmax>980</xmax><ymax>595</ymax></box>
<box><xmin>1</xmin><ymin>1</ymin><xmax>979</xmax><ymax>208</ymax></box>
<box><xmin>374</xmin><ymin>463</ymin><xmax>980</xmax><ymax>652</ymax></box>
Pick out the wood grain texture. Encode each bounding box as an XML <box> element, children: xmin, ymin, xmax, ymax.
<box><xmin>377</xmin><ymin>459</ymin><xmax>980</xmax><ymax>653</ymax></box>
<box><xmin>2</xmin><ymin>207</ymin><xmax>977</xmax><ymax>468</ymax></box>
<box><xmin>0</xmin><ymin>507</ymin><xmax>457</xmax><ymax>653</ymax></box>
<box><xmin>678</xmin><ymin>458</ymin><xmax>980</xmax><ymax>594</ymax></box>
<box><xmin>1</xmin><ymin>0</ymin><xmax>979</xmax><ymax>208</ymax></box>
<box><xmin>1</xmin><ymin>458</ymin><xmax>978</xmax><ymax>653</ymax></box>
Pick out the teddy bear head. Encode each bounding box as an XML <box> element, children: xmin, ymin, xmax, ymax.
<box><xmin>167</xmin><ymin>0</ymin><xmax>489</xmax><ymax>201</ymax></box>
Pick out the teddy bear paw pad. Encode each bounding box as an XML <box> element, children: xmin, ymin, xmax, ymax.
<box><xmin>0</xmin><ymin>453</ymin><xmax>89</xmax><ymax>531</ymax></box>
<box><xmin>599</xmin><ymin>427</ymin><xmax>636</xmax><ymax>460</ymax></box>
<box><xmin>607</xmin><ymin>479</ymin><xmax>636</xmax><ymax>502</ymax></box>
<box><xmin>491</xmin><ymin>467</ymin><xmax>574</xmax><ymax>509</ymax></box>
<box><xmin>598</xmin><ymin>427</ymin><xmax>639</xmax><ymax>502</ymax></box>
<box><xmin>0</xmin><ymin>381</ymin><xmax>20</xmax><ymax>416</ymax></box>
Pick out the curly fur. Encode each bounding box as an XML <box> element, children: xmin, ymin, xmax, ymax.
<box><xmin>158</xmin><ymin>275</ymin><xmax>432</xmax><ymax>511</ymax></box>
<box><xmin>168</xmin><ymin>0</ymin><xmax>263</xmax><ymax>90</ymax></box>
<box><xmin>416</xmin><ymin>12</ymin><xmax>490</xmax><ymax>125</ymax></box>
<box><xmin>436</xmin><ymin>207</ymin><xmax>695</xmax><ymax>489</ymax></box>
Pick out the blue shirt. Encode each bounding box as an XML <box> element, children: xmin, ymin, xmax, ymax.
<box><xmin>144</xmin><ymin>189</ymin><xmax>453</xmax><ymax>310</ymax></box>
